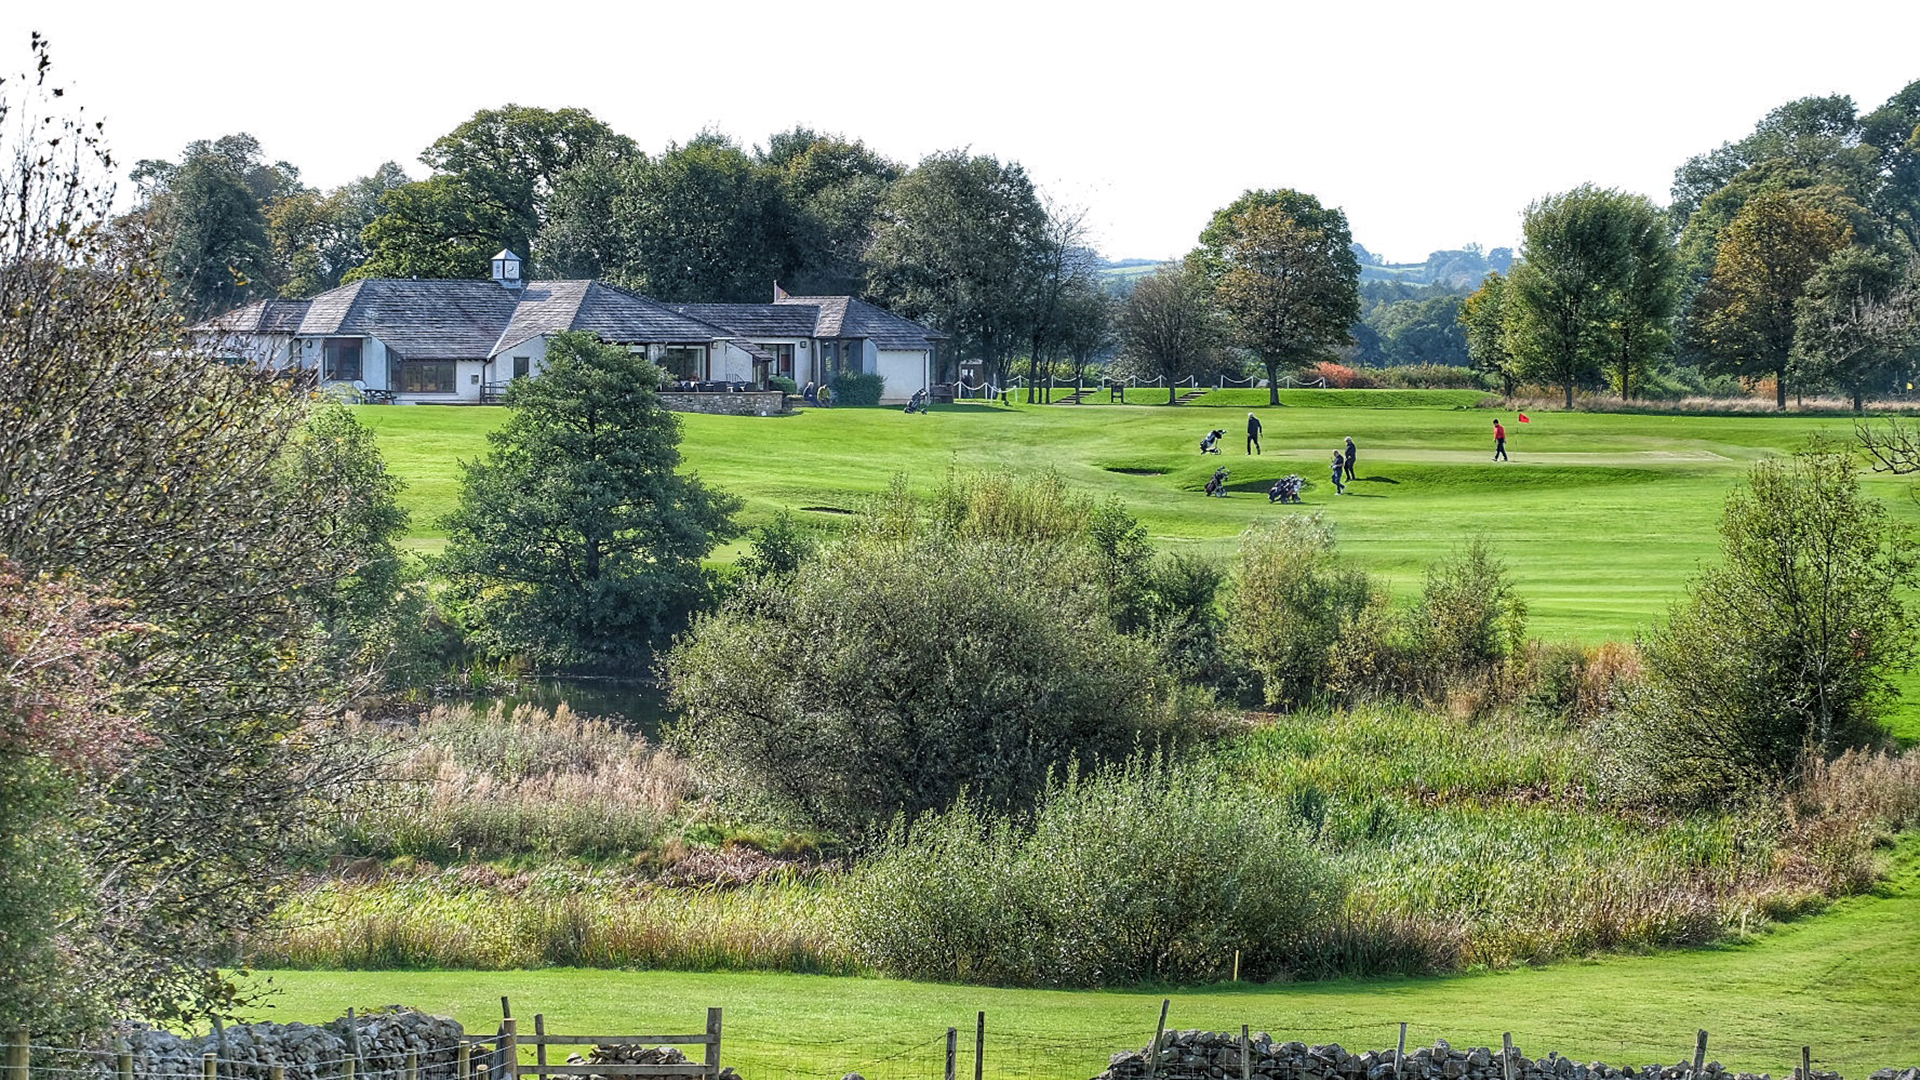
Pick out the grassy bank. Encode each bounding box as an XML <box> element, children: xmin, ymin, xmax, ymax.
<box><xmin>242</xmin><ymin>838</ymin><xmax>1920</xmax><ymax>1080</ymax></box>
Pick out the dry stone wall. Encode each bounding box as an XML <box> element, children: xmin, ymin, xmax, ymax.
<box><xmin>1092</xmin><ymin>1031</ymin><xmax>1920</xmax><ymax>1080</ymax></box>
<box><xmin>110</xmin><ymin>1009</ymin><xmax>464</xmax><ymax>1080</ymax></box>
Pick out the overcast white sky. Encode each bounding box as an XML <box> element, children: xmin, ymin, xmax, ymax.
<box><xmin>7</xmin><ymin>0</ymin><xmax>1920</xmax><ymax>264</ymax></box>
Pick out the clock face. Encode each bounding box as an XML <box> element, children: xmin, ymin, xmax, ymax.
<box><xmin>503</xmin><ymin>260</ymin><xmax>520</xmax><ymax>279</ymax></box>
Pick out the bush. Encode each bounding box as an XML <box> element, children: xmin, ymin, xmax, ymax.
<box><xmin>840</xmin><ymin>757</ymin><xmax>1342</xmax><ymax>986</ymax></box>
<box><xmin>829</xmin><ymin>372</ymin><xmax>885</xmax><ymax>407</ymax></box>
<box><xmin>1371</xmin><ymin>364</ymin><xmax>1495</xmax><ymax>391</ymax></box>
<box><xmin>1608</xmin><ymin>448</ymin><xmax>1916</xmax><ymax>805</ymax></box>
<box><xmin>1226</xmin><ymin>516</ymin><xmax>1375</xmax><ymax>708</ymax></box>
<box><xmin>667</xmin><ymin>478</ymin><xmax>1187</xmax><ymax>832</ymax></box>
<box><xmin>769</xmin><ymin>375</ymin><xmax>798</xmax><ymax>395</ymax></box>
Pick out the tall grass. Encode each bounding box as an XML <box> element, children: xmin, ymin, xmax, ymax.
<box><xmin>325</xmin><ymin>703</ymin><xmax>693</xmax><ymax>861</ymax></box>
<box><xmin>259</xmin><ymin>868</ymin><xmax>851</xmax><ymax>973</ymax></box>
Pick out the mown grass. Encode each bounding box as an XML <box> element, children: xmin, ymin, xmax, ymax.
<box><xmin>241</xmin><ymin>838</ymin><xmax>1920</xmax><ymax>1080</ymax></box>
<box><xmin>353</xmin><ymin>394</ymin><xmax>1917</xmax><ymax>645</ymax></box>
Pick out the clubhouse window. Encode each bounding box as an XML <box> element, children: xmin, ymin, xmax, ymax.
<box><xmin>397</xmin><ymin>360</ymin><xmax>457</xmax><ymax>394</ymax></box>
<box><xmin>323</xmin><ymin>338</ymin><xmax>363</xmax><ymax>382</ymax></box>
<box><xmin>664</xmin><ymin>345</ymin><xmax>708</xmax><ymax>381</ymax></box>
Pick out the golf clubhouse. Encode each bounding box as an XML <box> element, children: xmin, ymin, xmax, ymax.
<box><xmin>191</xmin><ymin>251</ymin><xmax>945</xmax><ymax>406</ymax></box>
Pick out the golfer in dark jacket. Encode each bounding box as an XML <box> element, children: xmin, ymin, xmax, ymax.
<box><xmin>1247</xmin><ymin>412</ymin><xmax>1263</xmax><ymax>455</ymax></box>
<box><xmin>1343</xmin><ymin>436</ymin><xmax>1357</xmax><ymax>481</ymax></box>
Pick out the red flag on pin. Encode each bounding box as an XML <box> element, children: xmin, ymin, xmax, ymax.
<box><xmin>1517</xmin><ymin>412</ymin><xmax>1530</xmax><ymax>422</ymax></box>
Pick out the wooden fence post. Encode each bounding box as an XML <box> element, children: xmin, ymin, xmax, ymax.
<box><xmin>1691</xmin><ymin>1032</ymin><xmax>1707</xmax><ymax>1079</ymax></box>
<box><xmin>269</xmin><ymin>1065</ymin><xmax>284</xmax><ymax>1080</ymax></box>
<box><xmin>407</xmin><ymin>1051</ymin><xmax>419</xmax><ymax>1080</ymax></box>
<box><xmin>345</xmin><ymin>1010</ymin><xmax>361</xmax><ymax>1080</ymax></box>
<box><xmin>1801</xmin><ymin>1047</ymin><xmax>1811</xmax><ymax>1080</ymax></box>
<box><xmin>457</xmin><ymin>1045</ymin><xmax>470</xmax><ymax>1080</ymax></box>
<box><xmin>1240</xmin><ymin>1026</ymin><xmax>1251</xmax><ymax>1080</ymax></box>
<box><xmin>1144</xmin><ymin>1000</ymin><xmax>1170</xmax><ymax>1080</ymax></box>
<box><xmin>533</xmin><ymin>1016</ymin><xmax>547</xmax><ymax>1080</ymax></box>
<box><xmin>974</xmin><ymin>1013</ymin><xmax>984</xmax><ymax>1080</ymax></box>
<box><xmin>704</xmin><ymin>1008</ymin><xmax>722</xmax><ymax>1080</ymax></box>
<box><xmin>499</xmin><ymin>1019</ymin><xmax>518</xmax><ymax>1080</ymax></box>
<box><xmin>944</xmin><ymin>1028</ymin><xmax>957</xmax><ymax>1080</ymax></box>
<box><xmin>8</xmin><ymin>1031</ymin><xmax>29</xmax><ymax>1080</ymax></box>
<box><xmin>1500</xmin><ymin>1033</ymin><xmax>1514</xmax><ymax>1080</ymax></box>
<box><xmin>1395</xmin><ymin>1024</ymin><xmax>1407</xmax><ymax>1080</ymax></box>
<box><xmin>203</xmin><ymin>1051</ymin><xmax>217</xmax><ymax>1080</ymax></box>
<box><xmin>342</xmin><ymin>1054</ymin><xmax>354</xmax><ymax>1080</ymax></box>
<box><xmin>120</xmin><ymin>1047</ymin><xmax>135</xmax><ymax>1080</ymax></box>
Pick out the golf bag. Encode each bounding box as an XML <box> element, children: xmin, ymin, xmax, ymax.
<box><xmin>1204</xmin><ymin>466</ymin><xmax>1230</xmax><ymax>497</ymax></box>
<box><xmin>1199</xmin><ymin>429</ymin><xmax>1225</xmax><ymax>454</ymax></box>
<box><xmin>1268</xmin><ymin>475</ymin><xmax>1304</xmax><ymax>504</ymax></box>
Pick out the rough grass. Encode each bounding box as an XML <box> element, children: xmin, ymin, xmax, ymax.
<box><xmin>240</xmin><ymin>837</ymin><xmax>1920</xmax><ymax>1080</ymax></box>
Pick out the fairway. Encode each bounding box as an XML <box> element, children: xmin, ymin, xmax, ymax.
<box><xmin>243</xmin><ymin>840</ymin><xmax>1920</xmax><ymax>1080</ymax></box>
<box><xmin>356</xmin><ymin>393</ymin><xmax>1916</xmax><ymax>644</ymax></box>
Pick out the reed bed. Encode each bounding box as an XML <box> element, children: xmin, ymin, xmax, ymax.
<box><xmin>260</xmin><ymin>703</ymin><xmax>1920</xmax><ymax>982</ymax></box>
<box><xmin>259</xmin><ymin>868</ymin><xmax>851</xmax><ymax>973</ymax></box>
<box><xmin>325</xmin><ymin>703</ymin><xmax>694</xmax><ymax>861</ymax></box>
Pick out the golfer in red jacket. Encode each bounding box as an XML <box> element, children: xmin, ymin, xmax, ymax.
<box><xmin>1493</xmin><ymin>419</ymin><xmax>1508</xmax><ymax>461</ymax></box>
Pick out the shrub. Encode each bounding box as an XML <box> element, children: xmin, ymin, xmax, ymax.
<box><xmin>1226</xmin><ymin>516</ymin><xmax>1375</xmax><ymax>708</ymax></box>
<box><xmin>667</xmin><ymin>479</ymin><xmax>1186</xmax><ymax>832</ymax></box>
<box><xmin>830</xmin><ymin>372</ymin><xmax>885</xmax><ymax>407</ymax></box>
<box><xmin>840</xmin><ymin>757</ymin><xmax>1342</xmax><ymax>986</ymax></box>
<box><xmin>769</xmin><ymin>375</ymin><xmax>799</xmax><ymax>395</ymax></box>
<box><xmin>1377</xmin><ymin>364</ymin><xmax>1494</xmax><ymax>391</ymax></box>
<box><xmin>1304</xmin><ymin>361</ymin><xmax>1373</xmax><ymax>388</ymax></box>
<box><xmin>1608</xmin><ymin>449</ymin><xmax>1916</xmax><ymax>805</ymax></box>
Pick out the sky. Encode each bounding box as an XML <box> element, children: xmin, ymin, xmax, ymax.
<box><xmin>6</xmin><ymin>0</ymin><xmax>1920</xmax><ymax>265</ymax></box>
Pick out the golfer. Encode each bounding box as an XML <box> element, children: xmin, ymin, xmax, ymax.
<box><xmin>1247</xmin><ymin>412</ymin><xmax>1263</xmax><ymax>455</ymax></box>
<box><xmin>1343</xmin><ymin>436</ymin><xmax>1357</xmax><ymax>481</ymax></box>
<box><xmin>1493</xmin><ymin>419</ymin><xmax>1508</xmax><ymax>461</ymax></box>
<box><xmin>1330</xmin><ymin>450</ymin><xmax>1347</xmax><ymax>495</ymax></box>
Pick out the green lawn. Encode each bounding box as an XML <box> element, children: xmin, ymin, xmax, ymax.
<box><xmin>244</xmin><ymin>838</ymin><xmax>1920</xmax><ymax>1079</ymax></box>
<box><xmin>357</xmin><ymin>391</ymin><xmax>1915</xmax><ymax>646</ymax></box>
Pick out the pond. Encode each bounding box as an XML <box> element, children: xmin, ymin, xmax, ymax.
<box><xmin>465</xmin><ymin>676</ymin><xmax>678</xmax><ymax>742</ymax></box>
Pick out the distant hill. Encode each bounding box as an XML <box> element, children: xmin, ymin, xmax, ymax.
<box><xmin>1352</xmin><ymin>243</ymin><xmax>1513</xmax><ymax>288</ymax></box>
<box><xmin>1098</xmin><ymin>246</ymin><xmax>1513</xmax><ymax>293</ymax></box>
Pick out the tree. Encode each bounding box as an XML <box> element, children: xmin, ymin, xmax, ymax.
<box><xmin>1506</xmin><ymin>185</ymin><xmax>1675</xmax><ymax>407</ymax></box>
<box><xmin>1198</xmin><ymin>190</ymin><xmax>1360</xmax><ymax>405</ymax></box>
<box><xmin>1054</xmin><ymin>277</ymin><xmax>1118</xmax><ymax>386</ymax></box>
<box><xmin>1688</xmin><ymin>189</ymin><xmax>1852</xmax><ymax>407</ymax></box>
<box><xmin>357</xmin><ymin>105</ymin><xmax>630</xmax><ymax>279</ymax></box>
<box><xmin>760</xmin><ymin>127</ymin><xmax>901</xmax><ymax>296</ymax></box>
<box><xmin>1373</xmin><ymin>293</ymin><xmax>1468</xmax><ymax>366</ymax></box>
<box><xmin>1117</xmin><ymin>260</ymin><xmax>1221</xmax><ymax>403</ymax></box>
<box><xmin>1613</xmin><ymin>449</ymin><xmax>1916</xmax><ymax>805</ymax></box>
<box><xmin>865</xmin><ymin>150</ymin><xmax>1052</xmax><ymax>385</ymax></box>
<box><xmin>269</xmin><ymin>162</ymin><xmax>409</xmax><ymax>296</ymax></box>
<box><xmin>604</xmin><ymin>133</ymin><xmax>792</xmax><ymax>301</ymax></box>
<box><xmin>1593</xmin><ymin>196</ymin><xmax>1680</xmax><ymax>400</ymax></box>
<box><xmin>2</xmin><ymin>40</ymin><xmax>383</xmax><ymax>1024</ymax></box>
<box><xmin>438</xmin><ymin>331</ymin><xmax>741</xmax><ymax>669</ymax></box>
<box><xmin>1459</xmin><ymin>271</ymin><xmax>1518</xmax><ymax>394</ymax></box>
<box><xmin>1793</xmin><ymin>246</ymin><xmax>1918</xmax><ymax>409</ymax></box>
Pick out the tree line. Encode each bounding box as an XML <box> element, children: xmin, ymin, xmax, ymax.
<box><xmin>1459</xmin><ymin>85</ymin><xmax>1920</xmax><ymax>408</ymax></box>
<box><xmin>127</xmin><ymin>110</ymin><xmax>1113</xmax><ymax>392</ymax></box>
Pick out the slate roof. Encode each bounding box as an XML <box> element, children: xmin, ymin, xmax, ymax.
<box><xmin>194</xmin><ymin>281</ymin><xmax>940</xmax><ymax>361</ymax></box>
<box><xmin>493</xmin><ymin>281</ymin><xmax>733</xmax><ymax>354</ymax></box>
<box><xmin>672</xmin><ymin>303</ymin><xmax>823</xmax><ymax>338</ymax></box>
<box><xmin>299</xmin><ymin>279</ymin><xmax>523</xmax><ymax>361</ymax></box>
<box><xmin>684</xmin><ymin>296</ymin><xmax>945</xmax><ymax>350</ymax></box>
<box><xmin>193</xmin><ymin>298</ymin><xmax>311</xmax><ymax>333</ymax></box>
<box><xmin>777</xmin><ymin>295</ymin><xmax>945</xmax><ymax>348</ymax></box>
